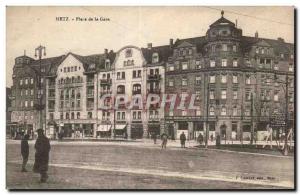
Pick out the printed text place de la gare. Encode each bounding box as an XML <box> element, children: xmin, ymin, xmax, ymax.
<box><xmin>56</xmin><ymin>16</ymin><xmax>110</xmax><ymax>22</ymax></box>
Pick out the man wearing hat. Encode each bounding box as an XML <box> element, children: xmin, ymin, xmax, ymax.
<box><xmin>33</xmin><ymin>129</ymin><xmax>51</xmax><ymax>183</ymax></box>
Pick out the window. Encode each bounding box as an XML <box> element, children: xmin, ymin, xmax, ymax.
<box><xmin>221</xmin><ymin>107</ymin><xmax>227</xmax><ymax>116</ymax></box>
<box><xmin>210</xmin><ymin>60</ymin><xmax>215</xmax><ymax>68</ymax></box>
<box><xmin>25</xmin><ymin>78</ymin><xmax>28</xmax><ymax>85</ymax></box>
<box><xmin>221</xmin><ymin>59</ymin><xmax>227</xmax><ymax>67</ymax></box>
<box><xmin>289</xmin><ymin>64</ymin><xmax>293</xmax><ymax>72</ymax></box>
<box><xmin>75</xmin><ymin>66</ymin><xmax>77</xmax><ymax>71</ymax></box>
<box><xmin>256</xmin><ymin>48</ymin><xmax>259</xmax><ymax>54</ymax></box>
<box><xmin>221</xmin><ymin>90</ymin><xmax>227</xmax><ymax>99</ymax></box>
<box><xmin>233</xmin><ymin>45</ymin><xmax>237</xmax><ymax>52</ymax></box>
<box><xmin>195</xmin><ymin>60</ymin><xmax>201</xmax><ymax>69</ymax></box>
<box><xmin>195</xmin><ymin>76</ymin><xmax>201</xmax><ymax>85</ymax></box>
<box><xmin>182</xmin><ymin>110</ymin><xmax>187</xmax><ymax>116</ymax></box>
<box><xmin>169</xmin><ymin>80</ymin><xmax>174</xmax><ymax>87</ymax></box>
<box><xmin>25</xmin><ymin>89</ymin><xmax>28</xmax><ymax>96</ymax></box>
<box><xmin>20</xmin><ymin>79</ymin><xmax>23</xmax><ymax>85</ymax></box>
<box><xmin>222</xmin><ymin>44</ymin><xmax>227</xmax><ymax>51</ymax></box>
<box><xmin>152</xmin><ymin>53</ymin><xmax>159</xmax><ymax>63</ymax></box>
<box><xmin>188</xmin><ymin>49</ymin><xmax>192</xmax><ymax>55</ymax></box>
<box><xmin>41</xmin><ymin>78</ymin><xmax>44</xmax><ymax>84</ymax></box>
<box><xmin>169</xmin><ymin>111</ymin><xmax>173</xmax><ymax>116</ymax></box>
<box><xmin>274</xmin><ymin>64</ymin><xmax>279</xmax><ymax>70</ymax></box>
<box><xmin>211</xmin><ymin>45</ymin><xmax>216</xmax><ymax>52</ymax></box>
<box><xmin>261</xmin><ymin>48</ymin><xmax>265</xmax><ymax>54</ymax></box>
<box><xmin>88</xmin><ymin>112</ymin><xmax>92</xmax><ymax>119</ymax></box>
<box><xmin>221</xmin><ymin>75</ymin><xmax>227</xmax><ymax>83</ymax></box>
<box><xmin>246</xmin><ymin>92</ymin><xmax>251</xmax><ymax>101</ymax></box>
<box><xmin>209</xmin><ymin>90</ymin><xmax>215</xmax><ymax>100</ymax></box>
<box><xmin>169</xmin><ymin>66</ymin><xmax>174</xmax><ymax>71</ymax></box>
<box><xmin>182</xmin><ymin>78</ymin><xmax>187</xmax><ymax>86</ymax></box>
<box><xmin>125</xmin><ymin>49</ymin><xmax>132</xmax><ymax>58</ymax></box>
<box><xmin>233</xmin><ymin>59</ymin><xmax>238</xmax><ymax>67</ymax></box>
<box><xmin>246</xmin><ymin>76</ymin><xmax>251</xmax><ymax>85</ymax></box>
<box><xmin>233</xmin><ymin>91</ymin><xmax>238</xmax><ymax>100</ymax></box>
<box><xmin>41</xmin><ymin>67</ymin><xmax>45</xmax><ymax>73</ymax></box>
<box><xmin>30</xmin><ymin>78</ymin><xmax>34</xmax><ymax>84</ymax></box>
<box><xmin>233</xmin><ymin>75</ymin><xmax>238</xmax><ymax>83</ymax></box>
<box><xmin>77</xmin><ymin>112</ymin><xmax>80</xmax><ymax>119</ymax></box>
<box><xmin>195</xmin><ymin>91</ymin><xmax>201</xmax><ymax>101</ymax></box>
<box><xmin>233</xmin><ymin>106</ymin><xmax>238</xmax><ymax>116</ymax></box>
<box><xmin>30</xmin><ymin>101</ymin><xmax>33</xmax><ymax>107</ymax></box>
<box><xmin>196</xmin><ymin>109</ymin><xmax>201</xmax><ymax>116</ymax></box>
<box><xmin>209</xmin><ymin>107</ymin><xmax>215</xmax><ymax>116</ymax></box>
<box><xmin>25</xmin><ymin>101</ymin><xmax>28</xmax><ymax>108</ymax></box>
<box><xmin>280</xmin><ymin>53</ymin><xmax>284</xmax><ymax>59</ymax></box>
<box><xmin>209</xmin><ymin>75</ymin><xmax>215</xmax><ymax>84</ymax></box>
<box><xmin>274</xmin><ymin>91</ymin><xmax>279</xmax><ymax>102</ymax></box>
<box><xmin>182</xmin><ymin>62</ymin><xmax>188</xmax><ymax>70</ymax></box>
<box><xmin>245</xmin><ymin>108</ymin><xmax>250</xmax><ymax>116</ymax></box>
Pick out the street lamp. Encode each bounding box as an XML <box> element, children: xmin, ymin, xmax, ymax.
<box><xmin>34</xmin><ymin>45</ymin><xmax>46</xmax><ymax>131</ymax></box>
<box><xmin>274</xmin><ymin>73</ymin><xmax>290</xmax><ymax>156</ymax></box>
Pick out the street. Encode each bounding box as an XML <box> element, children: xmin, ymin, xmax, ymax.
<box><xmin>6</xmin><ymin>140</ymin><xmax>294</xmax><ymax>189</ymax></box>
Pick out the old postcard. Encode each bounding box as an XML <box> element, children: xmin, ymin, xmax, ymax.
<box><xmin>6</xmin><ymin>6</ymin><xmax>295</xmax><ymax>190</ymax></box>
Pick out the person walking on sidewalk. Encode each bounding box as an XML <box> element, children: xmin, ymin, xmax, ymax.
<box><xmin>180</xmin><ymin>132</ymin><xmax>186</xmax><ymax>148</ymax></box>
<box><xmin>33</xmin><ymin>129</ymin><xmax>51</xmax><ymax>183</ymax></box>
<box><xmin>21</xmin><ymin>134</ymin><xmax>29</xmax><ymax>172</ymax></box>
<box><xmin>197</xmin><ymin>133</ymin><xmax>204</xmax><ymax>145</ymax></box>
<box><xmin>152</xmin><ymin>132</ymin><xmax>157</xmax><ymax>144</ymax></box>
<box><xmin>161</xmin><ymin>133</ymin><xmax>168</xmax><ymax>149</ymax></box>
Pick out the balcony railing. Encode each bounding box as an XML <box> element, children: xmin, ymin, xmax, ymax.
<box><xmin>87</xmin><ymin>81</ymin><xmax>94</xmax><ymax>86</ymax></box>
<box><xmin>100</xmin><ymin>79</ymin><xmax>112</xmax><ymax>85</ymax></box>
<box><xmin>100</xmin><ymin>90</ymin><xmax>112</xmax><ymax>96</ymax></box>
<box><xmin>87</xmin><ymin>92</ymin><xmax>94</xmax><ymax>98</ymax></box>
<box><xmin>148</xmin><ymin>88</ymin><xmax>161</xmax><ymax>94</ymax></box>
<box><xmin>147</xmin><ymin>74</ymin><xmax>161</xmax><ymax>81</ymax></box>
<box><xmin>132</xmin><ymin>90</ymin><xmax>141</xmax><ymax>95</ymax></box>
<box><xmin>48</xmin><ymin>108</ymin><xmax>55</xmax><ymax>112</ymax></box>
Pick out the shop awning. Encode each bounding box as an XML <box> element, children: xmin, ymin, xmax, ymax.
<box><xmin>114</xmin><ymin>124</ymin><xmax>127</xmax><ymax>130</ymax></box>
<box><xmin>97</xmin><ymin>125</ymin><xmax>111</xmax><ymax>132</ymax></box>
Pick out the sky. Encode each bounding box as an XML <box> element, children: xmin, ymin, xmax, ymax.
<box><xmin>6</xmin><ymin>6</ymin><xmax>294</xmax><ymax>87</ymax></box>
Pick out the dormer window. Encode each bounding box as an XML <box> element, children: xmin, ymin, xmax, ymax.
<box><xmin>152</xmin><ymin>53</ymin><xmax>159</xmax><ymax>63</ymax></box>
<box><xmin>125</xmin><ymin>49</ymin><xmax>132</xmax><ymax>58</ymax></box>
<box><xmin>105</xmin><ymin>59</ymin><xmax>110</xmax><ymax>68</ymax></box>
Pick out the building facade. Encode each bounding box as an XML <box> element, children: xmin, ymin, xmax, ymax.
<box><xmin>8</xmin><ymin>11</ymin><xmax>294</xmax><ymax>140</ymax></box>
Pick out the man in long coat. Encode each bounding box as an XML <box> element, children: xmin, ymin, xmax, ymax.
<box><xmin>33</xmin><ymin>129</ymin><xmax>51</xmax><ymax>183</ymax></box>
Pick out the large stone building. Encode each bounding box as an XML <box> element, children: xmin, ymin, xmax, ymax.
<box><xmin>8</xmin><ymin>11</ymin><xmax>294</xmax><ymax>140</ymax></box>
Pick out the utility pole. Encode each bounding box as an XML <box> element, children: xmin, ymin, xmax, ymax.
<box><xmin>34</xmin><ymin>45</ymin><xmax>46</xmax><ymax>131</ymax></box>
<box><xmin>250</xmin><ymin>92</ymin><xmax>254</xmax><ymax>145</ymax></box>
<box><xmin>205</xmin><ymin>74</ymin><xmax>210</xmax><ymax>148</ymax></box>
<box><xmin>283</xmin><ymin>74</ymin><xmax>289</xmax><ymax>156</ymax></box>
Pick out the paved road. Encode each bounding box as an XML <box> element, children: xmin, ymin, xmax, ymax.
<box><xmin>6</xmin><ymin>140</ymin><xmax>294</xmax><ymax>190</ymax></box>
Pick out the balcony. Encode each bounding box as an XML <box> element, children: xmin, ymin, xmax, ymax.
<box><xmin>100</xmin><ymin>90</ymin><xmax>112</xmax><ymax>96</ymax></box>
<box><xmin>87</xmin><ymin>92</ymin><xmax>94</xmax><ymax>98</ymax></box>
<box><xmin>48</xmin><ymin>95</ymin><xmax>55</xmax><ymax>100</ymax></box>
<box><xmin>100</xmin><ymin>79</ymin><xmax>112</xmax><ymax>85</ymax></box>
<box><xmin>148</xmin><ymin>88</ymin><xmax>161</xmax><ymax>94</ymax></box>
<box><xmin>48</xmin><ymin>108</ymin><xmax>55</xmax><ymax>112</ymax></box>
<box><xmin>87</xmin><ymin>105</ymin><xmax>94</xmax><ymax>110</ymax></box>
<box><xmin>147</xmin><ymin>74</ymin><xmax>161</xmax><ymax>81</ymax></box>
<box><xmin>48</xmin><ymin>84</ymin><xmax>55</xmax><ymax>89</ymax></box>
<box><xmin>132</xmin><ymin>90</ymin><xmax>141</xmax><ymax>95</ymax></box>
<box><xmin>87</xmin><ymin>81</ymin><xmax>94</xmax><ymax>86</ymax></box>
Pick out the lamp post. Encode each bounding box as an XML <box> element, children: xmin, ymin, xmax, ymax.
<box><xmin>34</xmin><ymin>45</ymin><xmax>46</xmax><ymax>131</ymax></box>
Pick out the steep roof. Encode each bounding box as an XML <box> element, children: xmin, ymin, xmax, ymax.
<box><xmin>141</xmin><ymin>45</ymin><xmax>172</xmax><ymax>64</ymax></box>
<box><xmin>210</xmin><ymin>16</ymin><xmax>235</xmax><ymax>27</ymax></box>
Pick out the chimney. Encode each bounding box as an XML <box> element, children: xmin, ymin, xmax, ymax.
<box><xmin>235</xmin><ymin>19</ymin><xmax>238</xmax><ymax>27</ymax></box>
<box><xmin>255</xmin><ymin>31</ymin><xmax>258</xmax><ymax>38</ymax></box>
<box><xmin>104</xmin><ymin>48</ymin><xmax>108</xmax><ymax>54</ymax></box>
<box><xmin>277</xmin><ymin>37</ymin><xmax>285</xmax><ymax>42</ymax></box>
<box><xmin>147</xmin><ymin>43</ymin><xmax>152</xmax><ymax>50</ymax></box>
<box><xmin>169</xmin><ymin>38</ymin><xmax>173</xmax><ymax>49</ymax></box>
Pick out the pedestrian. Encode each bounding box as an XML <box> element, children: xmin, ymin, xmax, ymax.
<box><xmin>21</xmin><ymin>134</ymin><xmax>29</xmax><ymax>172</ymax></box>
<box><xmin>161</xmin><ymin>133</ymin><xmax>168</xmax><ymax>149</ymax></box>
<box><xmin>210</xmin><ymin>134</ymin><xmax>214</xmax><ymax>142</ymax></box>
<box><xmin>180</xmin><ymin>132</ymin><xmax>186</xmax><ymax>148</ymax></box>
<box><xmin>33</xmin><ymin>129</ymin><xmax>51</xmax><ymax>183</ymax></box>
<box><xmin>152</xmin><ymin>132</ymin><xmax>157</xmax><ymax>144</ymax></box>
<box><xmin>198</xmin><ymin>133</ymin><xmax>204</xmax><ymax>145</ymax></box>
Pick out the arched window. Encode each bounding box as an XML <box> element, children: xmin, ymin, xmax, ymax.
<box><xmin>71</xmin><ymin>112</ymin><xmax>74</xmax><ymax>119</ymax></box>
<box><xmin>66</xmin><ymin>113</ymin><xmax>69</xmax><ymax>119</ymax></box>
<box><xmin>77</xmin><ymin>76</ymin><xmax>81</xmax><ymax>83</ymax></box>
<box><xmin>117</xmin><ymin>85</ymin><xmax>125</xmax><ymax>94</ymax></box>
<box><xmin>209</xmin><ymin>107</ymin><xmax>215</xmax><ymax>116</ymax></box>
<box><xmin>132</xmin><ymin>84</ymin><xmax>141</xmax><ymax>94</ymax></box>
<box><xmin>72</xmin><ymin>76</ymin><xmax>75</xmax><ymax>83</ymax></box>
<box><xmin>221</xmin><ymin>107</ymin><xmax>227</xmax><ymax>116</ymax></box>
<box><xmin>77</xmin><ymin>112</ymin><xmax>80</xmax><ymax>119</ymax></box>
<box><xmin>152</xmin><ymin>52</ymin><xmax>159</xmax><ymax>63</ymax></box>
